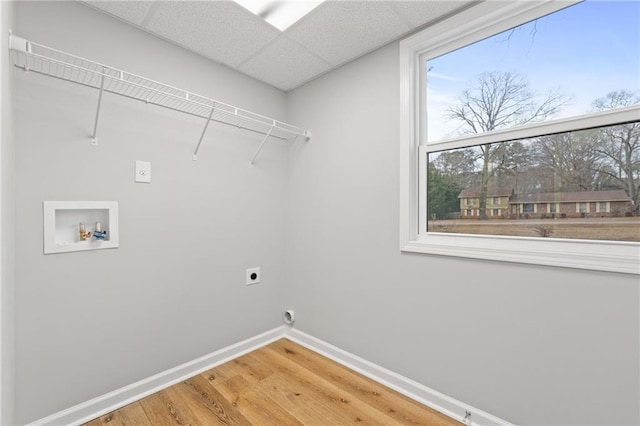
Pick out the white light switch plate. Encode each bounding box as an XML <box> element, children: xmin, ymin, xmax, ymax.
<box><xmin>135</xmin><ymin>161</ymin><xmax>151</xmax><ymax>183</ymax></box>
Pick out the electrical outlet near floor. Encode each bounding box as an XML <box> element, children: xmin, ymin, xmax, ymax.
<box><xmin>246</xmin><ymin>267</ymin><xmax>260</xmax><ymax>285</ymax></box>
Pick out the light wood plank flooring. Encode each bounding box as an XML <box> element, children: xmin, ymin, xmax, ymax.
<box><xmin>84</xmin><ymin>339</ymin><xmax>461</xmax><ymax>425</ymax></box>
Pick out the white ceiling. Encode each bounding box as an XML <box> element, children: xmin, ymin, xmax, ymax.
<box><xmin>82</xmin><ymin>0</ymin><xmax>473</xmax><ymax>92</ymax></box>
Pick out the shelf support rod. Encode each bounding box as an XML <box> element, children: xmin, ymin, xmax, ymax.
<box><xmin>192</xmin><ymin>106</ymin><xmax>215</xmax><ymax>161</ymax></box>
<box><xmin>91</xmin><ymin>67</ymin><xmax>106</xmax><ymax>146</ymax></box>
<box><xmin>250</xmin><ymin>123</ymin><xmax>275</xmax><ymax>166</ymax></box>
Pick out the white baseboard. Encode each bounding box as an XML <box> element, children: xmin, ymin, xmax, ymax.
<box><xmin>27</xmin><ymin>326</ymin><xmax>286</xmax><ymax>426</ymax></box>
<box><xmin>27</xmin><ymin>325</ymin><xmax>512</xmax><ymax>426</ymax></box>
<box><xmin>284</xmin><ymin>327</ymin><xmax>514</xmax><ymax>426</ymax></box>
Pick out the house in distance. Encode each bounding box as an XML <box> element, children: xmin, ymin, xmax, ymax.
<box><xmin>459</xmin><ymin>189</ymin><xmax>632</xmax><ymax>219</ymax></box>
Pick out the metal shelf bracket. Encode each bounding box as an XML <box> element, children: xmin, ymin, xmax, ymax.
<box><xmin>192</xmin><ymin>106</ymin><xmax>216</xmax><ymax>161</ymax></box>
<box><xmin>91</xmin><ymin>67</ymin><xmax>106</xmax><ymax>146</ymax></box>
<box><xmin>250</xmin><ymin>123</ymin><xmax>275</xmax><ymax>166</ymax></box>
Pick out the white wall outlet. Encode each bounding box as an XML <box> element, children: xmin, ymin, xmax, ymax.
<box><xmin>246</xmin><ymin>267</ymin><xmax>260</xmax><ymax>285</ymax></box>
<box><xmin>135</xmin><ymin>161</ymin><xmax>151</xmax><ymax>183</ymax></box>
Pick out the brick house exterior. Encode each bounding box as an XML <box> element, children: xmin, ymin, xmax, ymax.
<box><xmin>458</xmin><ymin>189</ymin><xmax>632</xmax><ymax>219</ymax></box>
<box><xmin>508</xmin><ymin>190</ymin><xmax>632</xmax><ymax>218</ymax></box>
<box><xmin>458</xmin><ymin>188</ymin><xmax>513</xmax><ymax>218</ymax></box>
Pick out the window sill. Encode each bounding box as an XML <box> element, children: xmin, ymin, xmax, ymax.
<box><xmin>401</xmin><ymin>233</ymin><xmax>640</xmax><ymax>275</ymax></box>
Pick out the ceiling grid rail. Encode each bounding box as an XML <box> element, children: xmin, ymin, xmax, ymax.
<box><xmin>8</xmin><ymin>32</ymin><xmax>312</xmax><ymax>163</ymax></box>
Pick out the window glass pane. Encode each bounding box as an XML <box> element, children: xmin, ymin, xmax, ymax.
<box><xmin>426</xmin><ymin>0</ymin><xmax>640</xmax><ymax>142</ymax></box>
<box><xmin>427</xmin><ymin>122</ymin><xmax>640</xmax><ymax>242</ymax></box>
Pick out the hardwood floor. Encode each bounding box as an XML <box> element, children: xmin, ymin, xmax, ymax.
<box><xmin>83</xmin><ymin>339</ymin><xmax>461</xmax><ymax>426</ymax></box>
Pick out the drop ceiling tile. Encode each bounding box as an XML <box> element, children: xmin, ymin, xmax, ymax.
<box><xmin>391</xmin><ymin>1</ymin><xmax>471</xmax><ymax>29</ymax></box>
<box><xmin>146</xmin><ymin>1</ymin><xmax>280</xmax><ymax>68</ymax></box>
<box><xmin>286</xmin><ymin>1</ymin><xmax>411</xmax><ymax>67</ymax></box>
<box><xmin>83</xmin><ymin>0</ymin><xmax>154</xmax><ymax>26</ymax></box>
<box><xmin>238</xmin><ymin>37</ymin><xmax>332</xmax><ymax>91</ymax></box>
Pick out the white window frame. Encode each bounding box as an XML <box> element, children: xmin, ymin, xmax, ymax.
<box><xmin>399</xmin><ymin>0</ymin><xmax>640</xmax><ymax>274</ymax></box>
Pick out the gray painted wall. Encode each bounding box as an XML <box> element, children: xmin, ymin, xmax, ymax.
<box><xmin>13</xmin><ymin>2</ymin><xmax>289</xmax><ymax>423</ymax></box>
<box><xmin>285</xmin><ymin>42</ymin><xmax>640</xmax><ymax>425</ymax></box>
<box><xmin>8</xmin><ymin>2</ymin><xmax>640</xmax><ymax>425</ymax></box>
<box><xmin>1</xmin><ymin>1</ymin><xmax>16</xmax><ymax>424</ymax></box>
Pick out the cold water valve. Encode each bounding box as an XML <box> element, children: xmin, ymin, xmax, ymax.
<box><xmin>93</xmin><ymin>222</ymin><xmax>107</xmax><ymax>240</ymax></box>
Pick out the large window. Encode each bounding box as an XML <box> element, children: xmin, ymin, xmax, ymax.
<box><xmin>427</xmin><ymin>122</ymin><xmax>640</xmax><ymax>241</ymax></box>
<box><xmin>400</xmin><ymin>1</ymin><xmax>640</xmax><ymax>274</ymax></box>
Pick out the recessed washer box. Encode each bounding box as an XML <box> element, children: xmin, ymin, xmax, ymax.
<box><xmin>43</xmin><ymin>201</ymin><xmax>119</xmax><ymax>254</ymax></box>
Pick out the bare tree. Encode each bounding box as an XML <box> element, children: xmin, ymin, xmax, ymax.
<box><xmin>592</xmin><ymin>91</ymin><xmax>640</xmax><ymax>213</ymax></box>
<box><xmin>534</xmin><ymin>130</ymin><xmax>601</xmax><ymax>192</ymax></box>
<box><xmin>447</xmin><ymin>71</ymin><xmax>568</xmax><ymax>218</ymax></box>
<box><xmin>431</xmin><ymin>148</ymin><xmax>478</xmax><ymax>188</ymax></box>
<box><xmin>497</xmin><ymin>141</ymin><xmax>532</xmax><ymax>194</ymax></box>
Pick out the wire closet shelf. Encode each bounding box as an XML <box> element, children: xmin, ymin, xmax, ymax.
<box><xmin>9</xmin><ymin>33</ymin><xmax>311</xmax><ymax>162</ymax></box>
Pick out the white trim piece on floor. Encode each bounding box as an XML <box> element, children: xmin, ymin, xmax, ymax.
<box><xmin>284</xmin><ymin>327</ymin><xmax>514</xmax><ymax>426</ymax></box>
<box><xmin>27</xmin><ymin>325</ymin><xmax>512</xmax><ymax>426</ymax></box>
<box><xmin>26</xmin><ymin>326</ymin><xmax>286</xmax><ymax>426</ymax></box>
